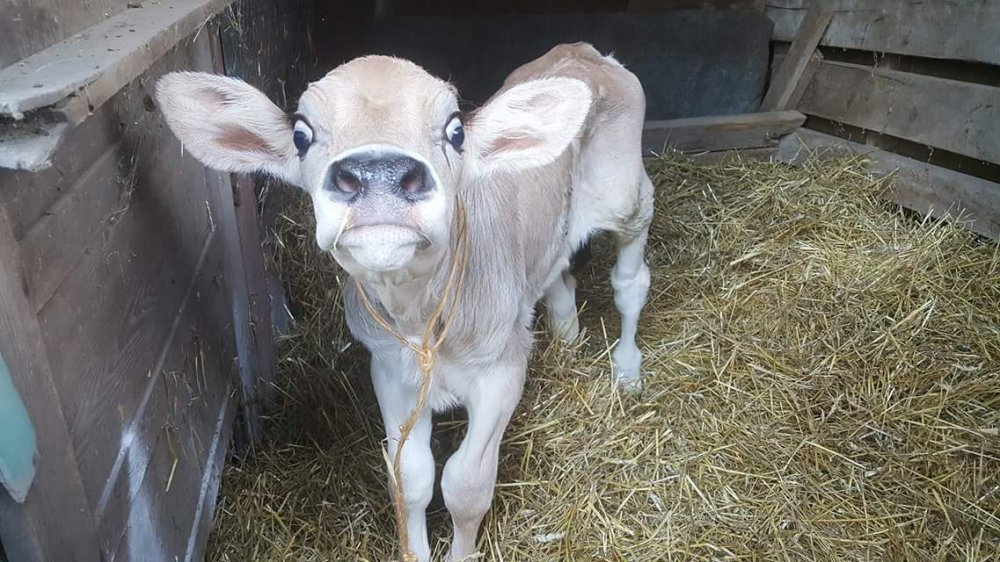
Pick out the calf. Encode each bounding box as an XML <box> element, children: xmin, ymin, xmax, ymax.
<box><xmin>156</xmin><ymin>42</ymin><xmax>653</xmax><ymax>561</ymax></box>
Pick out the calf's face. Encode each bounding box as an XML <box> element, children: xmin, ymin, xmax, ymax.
<box><xmin>156</xmin><ymin>56</ymin><xmax>591</xmax><ymax>276</ymax></box>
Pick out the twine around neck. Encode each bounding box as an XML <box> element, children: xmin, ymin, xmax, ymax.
<box><xmin>353</xmin><ymin>198</ymin><xmax>471</xmax><ymax>561</ymax></box>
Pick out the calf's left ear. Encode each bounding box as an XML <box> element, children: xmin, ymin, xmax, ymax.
<box><xmin>468</xmin><ymin>77</ymin><xmax>592</xmax><ymax>174</ymax></box>
<box><xmin>155</xmin><ymin>72</ymin><xmax>300</xmax><ymax>185</ymax></box>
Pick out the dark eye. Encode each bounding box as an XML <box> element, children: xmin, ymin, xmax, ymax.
<box><xmin>444</xmin><ymin>113</ymin><xmax>464</xmax><ymax>151</ymax></box>
<box><xmin>293</xmin><ymin>119</ymin><xmax>313</xmax><ymax>156</ymax></box>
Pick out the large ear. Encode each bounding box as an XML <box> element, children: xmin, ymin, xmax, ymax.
<box><xmin>468</xmin><ymin>77</ymin><xmax>592</xmax><ymax>174</ymax></box>
<box><xmin>156</xmin><ymin>72</ymin><xmax>298</xmax><ymax>183</ymax></box>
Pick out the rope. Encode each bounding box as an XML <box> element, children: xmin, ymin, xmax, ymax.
<box><xmin>354</xmin><ymin>198</ymin><xmax>471</xmax><ymax>561</ymax></box>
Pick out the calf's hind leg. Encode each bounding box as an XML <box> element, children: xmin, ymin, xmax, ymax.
<box><xmin>544</xmin><ymin>268</ymin><xmax>580</xmax><ymax>342</ymax></box>
<box><xmin>610</xmin><ymin>223</ymin><xmax>651</xmax><ymax>389</ymax></box>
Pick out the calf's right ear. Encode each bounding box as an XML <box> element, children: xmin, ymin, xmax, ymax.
<box><xmin>156</xmin><ymin>72</ymin><xmax>299</xmax><ymax>185</ymax></box>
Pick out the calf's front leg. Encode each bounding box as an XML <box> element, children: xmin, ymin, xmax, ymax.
<box><xmin>442</xmin><ymin>360</ymin><xmax>525</xmax><ymax>561</ymax></box>
<box><xmin>371</xmin><ymin>353</ymin><xmax>435</xmax><ymax>562</ymax></box>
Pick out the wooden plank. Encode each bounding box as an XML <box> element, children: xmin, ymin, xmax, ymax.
<box><xmin>784</xmin><ymin>50</ymin><xmax>822</xmax><ymax>109</ymax></box>
<box><xmin>0</xmin><ymin>107</ymin><xmax>120</xmax><ymax>236</ymax></box>
<box><xmin>776</xmin><ymin>128</ymin><xmax>1000</xmax><ymax>239</ymax></box>
<box><xmin>766</xmin><ymin>0</ymin><xmax>1000</xmax><ymax>66</ymax></box>
<box><xmin>0</xmin><ymin>209</ymin><xmax>102</xmax><ymax>562</ymax></box>
<box><xmin>31</xmin><ymin>31</ymin><xmax>235</xmax><ymax>559</ymax></box>
<box><xmin>0</xmin><ymin>0</ymin><xmax>133</xmax><ymax>68</ymax></box>
<box><xmin>761</xmin><ymin>2</ymin><xmax>831</xmax><ymax>111</ymax></box>
<box><xmin>798</xmin><ymin>60</ymin><xmax>1000</xmax><ymax>164</ymax></box>
<box><xmin>19</xmin><ymin>144</ymin><xmax>125</xmax><ymax>311</ymax></box>
<box><xmin>0</xmin><ymin>0</ymin><xmax>234</xmax><ymax>120</ymax></box>
<box><xmin>642</xmin><ymin>110</ymin><xmax>805</xmax><ymax>154</ymax></box>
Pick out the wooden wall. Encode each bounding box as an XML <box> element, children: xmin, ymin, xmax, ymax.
<box><xmin>0</xmin><ymin>21</ymin><xmax>241</xmax><ymax>562</ymax></box>
<box><xmin>0</xmin><ymin>0</ymin><xmax>133</xmax><ymax>68</ymax></box>
<box><xmin>767</xmin><ymin>0</ymin><xmax>1000</xmax><ymax>239</ymax></box>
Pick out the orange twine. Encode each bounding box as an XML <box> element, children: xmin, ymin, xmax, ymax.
<box><xmin>354</xmin><ymin>198</ymin><xmax>470</xmax><ymax>561</ymax></box>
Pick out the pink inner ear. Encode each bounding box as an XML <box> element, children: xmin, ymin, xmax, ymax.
<box><xmin>217</xmin><ymin>125</ymin><xmax>279</xmax><ymax>158</ymax></box>
<box><xmin>193</xmin><ymin>87</ymin><xmax>235</xmax><ymax>111</ymax></box>
<box><xmin>483</xmin><ymin>134</ymin><xmax>541</xmax><ymax>158</ymax></box>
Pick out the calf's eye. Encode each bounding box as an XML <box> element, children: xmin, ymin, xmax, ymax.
<box><xmin>293</xmin><ymin>119</ymin><xmax>313</xmax><ymax>156</ymax></box>
<box><xmin>444</xmin><ymin>113</ymin><xmax>464</xmax><ymax>151</ymax></box>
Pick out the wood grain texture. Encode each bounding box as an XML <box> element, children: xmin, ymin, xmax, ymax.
<box><xmin>0</xmin><ymin>107</ymin><xmax>120</xmax><ymax>239</ymax></box>
<box><xmin>21</xmin><ymin>28</ymin><xmax>236</xmax><ymax>559</ymax></box>
<box><xmin>643</xmin><ymin>110</ymin><xmax>805</xmax><ymax>153</ymax></box>
<box><xmin>0</xmin><ymin>210</ymin><xmax>102</xmax><ymax>562</ymax></box>
<box><xmin>0</xmin><ymin>0</ymin><xmax>132</xmax><ymax>67</ymax></box>
<box><xmin>761</xmin><ymin>2</ymin><xmax>830</xmax><ymax>110</ymax></box>
<box><xmin>776</xmin><ymin>128</ymin><xmax>1000</xmax><ymax>239</ymax></box>
<box><xmin>19</xmin><ymin>144</ymin><xmax>125</xmax><ymax>312</ymax></box>
<box><xmin>766</xmin><ymin>0</ymin><xmax>1000</xmax><ymax>65</ymax></box>
<box><xmin>0</xmin><ymin>0</ymin><xmax>234</xmax><ymax>119</ymax></box>
<box><xmin>798</xmin><ymin>60</ymin><xmax>1000</xmax><ymax>164</ymax></box>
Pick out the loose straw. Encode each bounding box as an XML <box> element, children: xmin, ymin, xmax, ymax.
<box><xmin>354</xmin><ymin>198</ymin><xmax>471</xmax><ymax>561</ymax></box>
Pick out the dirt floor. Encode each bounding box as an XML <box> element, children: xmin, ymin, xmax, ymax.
<box><xmin>208</xmin><ymin>154</ymin><xmax>1000</xmax><ymax>562</ymax></box>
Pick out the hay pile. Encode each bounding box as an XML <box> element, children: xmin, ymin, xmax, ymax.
<box><xmin>208</xmin><ymin>153</ymin><xmax>1000</xmax><ymax>561</ymax></box>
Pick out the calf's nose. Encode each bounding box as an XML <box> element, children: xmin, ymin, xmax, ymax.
<box><xmin>326</xmin><ymin>151</ymin><xmax>434</xmax><ymax>202</ymax></box>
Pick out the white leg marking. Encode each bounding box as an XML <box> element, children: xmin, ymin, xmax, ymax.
<box><xmin>611</xmin><ymin>228</ymin><xmax>651</xmax><ymax>389</ymax></box>
<box><xmin>371</xmin><ymin>353</ymin><xmax>435</xmax><ymax>562</ymax></box>
<box><xmin>442</xmin><ymin>363</ymin><xmax>525</xmax><ymax>561</ymax></box>
<box><xmin>544</xmin><ymin>269</ymin><xmax>580</xmax><ymax>342</ymax></box>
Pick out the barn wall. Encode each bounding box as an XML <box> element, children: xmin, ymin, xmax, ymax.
<box><xmin>766</xmin><ymin>0</ymin><xmax>1000</xmax><ymax>239</ymax></box>
<box><xmin>0</xmin><ymin>0</ymin><xmax>135</xmax><ymax>68</ymax></box>
<box><xmin>0</xmin><ymin>16</ymin><xmax>246</xmax><ymax>562</ymax></box>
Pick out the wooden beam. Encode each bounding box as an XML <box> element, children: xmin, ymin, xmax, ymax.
<box><xmin>798</xmin><ymin>60</ymin><xmax>1000</xmax><ymax>165</ymax></box>
<box><xmin>643</xmin><ymin>110</ymin><xmax>805</xmax><ymax>154</ymax></box>
<box><xmin>761</xmin><ymin>2</ymin><xmax>831</xmax><ymax>111</ymax></box>
<box><xmin>766</xmin><ymin>0</ymin><xmax>1000</xmax><ymax>66</ymax></box>
<box><xmin>0</xmin><ymin>209</ymin><xmax>102</xmax><ymax>562</ymax></box>
<box><xmin>0</xmin><ymin>0</ymin><xmax>235</xmax><ymax>120</ymax></box>
<box><xmin>776</xmin><ymin>128</ymin><xmax>1000</xmax><ymax>240</ymax></box>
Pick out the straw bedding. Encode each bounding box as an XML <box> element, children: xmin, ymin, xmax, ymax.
<box><xmin>208</xmin><ymin>153</ymin><xmax>1000</xmax><ymax>561</ymax></box>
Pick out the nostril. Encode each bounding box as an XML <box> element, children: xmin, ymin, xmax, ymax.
<box><xmin>399</xmin><ymin>164</ymin><xmax>427</xmax><ymax>194</ymax></box>
<box><xmin>335</xmin><ymin>169</ymin><xmax>362</xmax><ymax>194</ymax></box>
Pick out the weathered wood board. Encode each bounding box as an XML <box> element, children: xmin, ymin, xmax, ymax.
<box><xmin>1</xmin><ymin>23</ymin><xmax>241</xmax><ymax>562</ymax></box>
<box><xmin>0</xmin><ymin>211</ymin><xmax>102</xmax><ymax>562</ymax></box>
<box><xmin>0</xmin><ymin>0</ymin><xmax>133</xmax><ymax>68</ymax></box>
<box><xmin>357</xmin><ymin>11</ymin><xmax>773</xmax><ymax>119</ymax></box>
<box><xmin>798</xmin><ymin>60</ymin><xmax>1000</xmax><ymax>165</ymax></box>
<box><xmin>760</xmin><ymin>3</ymin><xmax>830</xmax><ymax>111</ymax></box>
<box><xmin>0</xmin><ymin>0</ymin><xmax>234</xmax><ymax>120</ymax></box>
<box><xmin>776</xmin><ymin>128</ymin><xmax>1000</xmax><ymax>239</ymax></box>
<box><xmin>767</xmin><ymin>0</ymin><xmax>1000</xmax><ymax>66</ymax></box>
<box><xmin>643</xmin><ymin>110</ymin><xmax>805</xmax><ymax>153</ymax></box>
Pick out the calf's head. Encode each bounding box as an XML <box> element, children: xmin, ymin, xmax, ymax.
<box><xmin>156</xmin><ymin>56</ymin><xmax>591</xmax><ymax>276</ymax></box>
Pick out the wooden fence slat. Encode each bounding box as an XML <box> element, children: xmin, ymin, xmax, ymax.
<box><xmin>761</xmin><ymin>3</ymin><xmax>831</xmax><ymax>110</ymax></box>
<box><xmin>776</xmin><ymin>128</ymin><xmax>1000</xmax><ymax>239</ymax></box>
<box><xmin>19</xmin><ymin>144</ymin><xmax>124</xmax><ymax>312</ymax></box>
<box><xmin>798</xmin><ymin>60</ymin><xmax>1000</xmax><ymax>164</ymax></box>
<box><xmin>643</xmin><ymin>110</ymin><xmax>805</xmax><ymax>154</ymax></box>
<box><xmin>766</xmin><ymin>0</ymin><xmax>1000</xmax><ymax>66</ymax></box>
<box><xmin>0</xmin><ymin>209</ymin><xmax>102</xmax><ymax>562</ymax></box>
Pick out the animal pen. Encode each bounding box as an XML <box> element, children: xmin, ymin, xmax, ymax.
<box><xmin>0</xmin><ymin>1</ymin><xmax>997</xmax><ymax>561</ymax></box>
